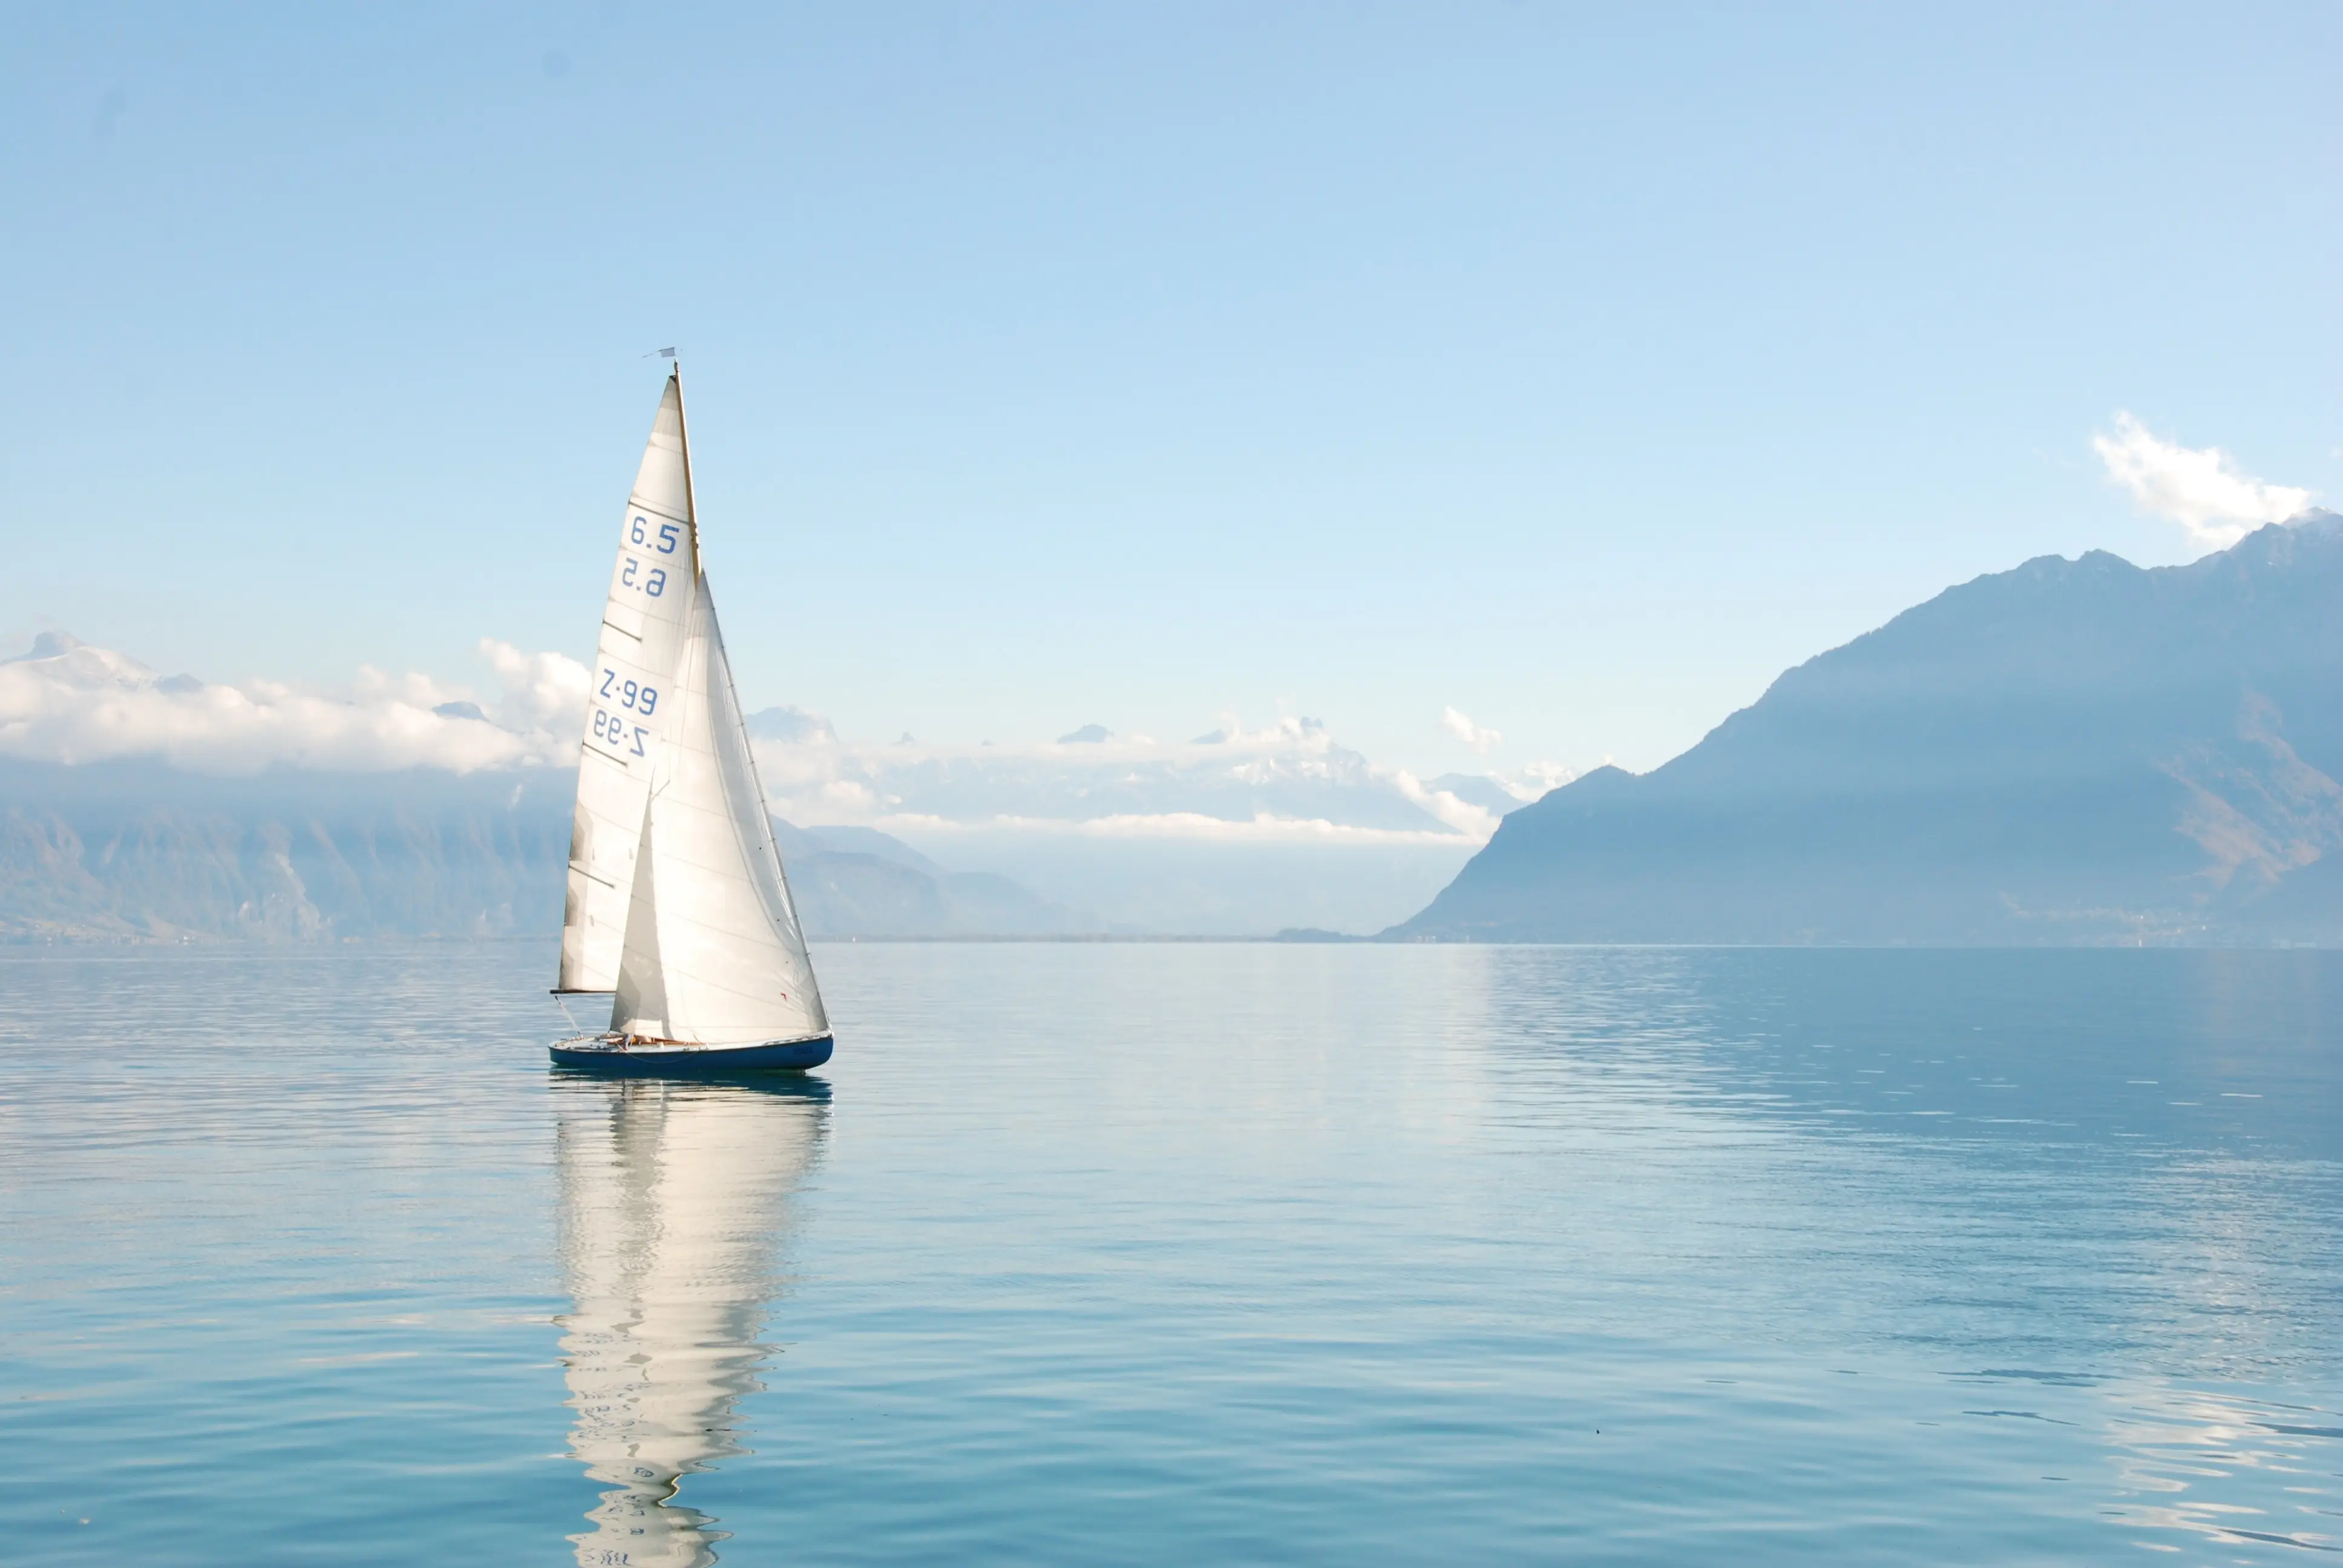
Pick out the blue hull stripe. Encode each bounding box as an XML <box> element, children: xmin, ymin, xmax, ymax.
<box><xmin>548</xmin><ymin>1036</ymin><xmax>833</xmax><ymax>1075</ymax></box>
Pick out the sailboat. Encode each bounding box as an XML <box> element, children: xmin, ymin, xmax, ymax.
<box><xmin>550</xmin><ymin>368</ymin><xmax>833</xmax><ymax>1073</ymax></box>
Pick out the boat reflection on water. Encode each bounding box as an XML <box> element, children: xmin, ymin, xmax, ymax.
<box><xmin>552</xmin><ymin>1071</ymin><xmax>830</xmax><ymax>1567</ymax></box>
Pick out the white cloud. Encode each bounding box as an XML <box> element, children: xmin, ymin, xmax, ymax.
<box><xmin>1391</xmin><ymin>769</ymin><xmax>1502</xmax><ymax>838</ymax></box>
<box><xmin>0</xmin><ymin>630</ymin><xmax>1591</xmax><ymax>859</ymax></box>
<box><xmin>1499</xmin><ymin>760</ymin><xmax>1578</xmax><ymax>800</ymax></box>
<box><xmin>0</xmin><ymin>632</ymin><xmax>586</xmax><ymax>774</ymax></box>
<box><xmin>479</xmin><ymin>639</ymin><xmax>591</xmax><ymax>733</ymax></box>
<box><xmin>2092</xmin><ymin>411</ymin><xmax>2315</xmax><ymax>553</ymax></box>
<box><xmin>749</xmin><ymin>708</ymin><xmax>1519</xmax><ymax>843</ymax></box>
<box><xmin>1441</xmin><ymin>705</ymin><xmax>1502</xmax><ymax>754</ymax></box>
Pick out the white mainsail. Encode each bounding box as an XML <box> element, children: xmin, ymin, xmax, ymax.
<box><xmin>559</xmin><ymin>373</ymin><xmax>700</xmax><ymax>993</ymax></box>
<box><xmin>557</xmin><ymin>1076</ymin><xmax>825</xmax><ymax>1567</ymax></box>
<box><xmin>611</xmin><ymin>572</ymin><xmax>828</xmax><ymax>1045</ymax></box>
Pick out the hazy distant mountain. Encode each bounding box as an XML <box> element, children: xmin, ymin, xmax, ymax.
<box><xmin>1424</xmin><ymin>773</ymin><xmax>1538</xmax><ymax>818</ymax></box>
<box><xmin>0</xmin><ymin>760</ymin><xmax>572</xmax><ymax>941</ymax></box>
<box><xmin>770</xmin><ymin>820</ymin><xmax>1100</xmax><ymax>936</ymax></box>
<box><xmin>0</xmin><ymin>760</ymin><xmax>1091</xmax><ymax>941</ymax></box>
<box><xmin>773</xmin><ymin>820</ymin><xmax>944</xmax><ymax>877</ymax></box>
<box><xmin>1396</xmin><ymin>515</ymin><xmax>2343</xmax><ymax>945</ymax></box>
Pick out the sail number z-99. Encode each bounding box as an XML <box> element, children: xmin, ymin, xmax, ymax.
<box><xmin>597</xmin><ymin>670</ymin><xmax>659</xmax><ymax>716</ymax></box>
<box><xmin>591</xmin><ymin>710</ymin><xmax>649</xmax><ymax>757</ymax></box>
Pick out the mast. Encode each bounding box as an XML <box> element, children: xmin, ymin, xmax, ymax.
<box><xmin>673</xmin><ymin>362</ymin><xmax>697</xmax><ymax>546</ymax></box>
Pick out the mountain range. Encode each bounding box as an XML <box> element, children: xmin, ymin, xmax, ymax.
<box><xmin>0</xmin><ymin>757</ymin><xmax>1094</xmax><ymax>942</ymax></box>
<box><xmin>1396</xmin><ymin>515</ymin><xmax>2343</xmax><ymax>944</ymax></box>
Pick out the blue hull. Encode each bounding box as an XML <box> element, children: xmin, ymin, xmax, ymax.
<box><xmin>549</xmin><ymin>1035</ymin><xmax>833</xmax><ymax>1075</ymax></box>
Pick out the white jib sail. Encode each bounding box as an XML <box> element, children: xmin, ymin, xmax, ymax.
<box><xmin>611</xmin><ymin>571</ymin><xmax>829</xmax><ymax>1045</ymax></box>
<box><xmin>558</xmin><ymin>373</ymin><xmax>700</xmax><ymax>993</ymax></box>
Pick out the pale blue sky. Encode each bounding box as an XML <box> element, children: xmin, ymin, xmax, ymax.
<box><xmin>5</xmin><ymin>3</ymin><xmax>2336</xmax><ymax>776</ymax></box>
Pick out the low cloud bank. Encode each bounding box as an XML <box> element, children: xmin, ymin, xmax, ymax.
<box><xmin>0</xmin><ymin>632</ymin><xmax>586</xmax><ymax>773</ymax></box>
<box><xmin>749</xmin><ymin>713</ymin><xmax>1573</xmax><ymax>847</ymax></box>
<box><xmin>2094</xmin><ymin>412</ymin><xmax>2315</xmax><ymax>553</ymax></box>
<box><xmin>0</xmin><ymin>632</ymin><xmax>1576</xmax><ymax>849</ymax></box>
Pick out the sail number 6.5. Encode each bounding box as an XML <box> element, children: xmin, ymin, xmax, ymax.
<box><xmin>619</xmin><ymin>557</ymin><xmax>667</xmax><ymax>597</ymax></box>
<box><xmin>629</xmin><ymin>514</ymin><xmax>681</xmax><ymax>554</ymax></box>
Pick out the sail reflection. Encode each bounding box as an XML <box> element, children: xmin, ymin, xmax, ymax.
<box><xmin>554</xmin><ymin>1073</ymin><xmax>828</xmax><ymax>1567</ymax></box>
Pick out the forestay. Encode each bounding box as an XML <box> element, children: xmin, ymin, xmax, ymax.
<box><xmin>557</xmin><ymin>374</ymin><xmax>698</xmax><ymax>993</ymax></box>
<box><xmin>610</xmin><ymin>573</ymin><xmax>829</xmax><ymax>1046</ymax></box>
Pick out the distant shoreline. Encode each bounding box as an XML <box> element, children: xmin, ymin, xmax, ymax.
<box><xmin>6</xmin><ymin>932</ymin><xmax>2339</xmax><ymax>951</ymax></box>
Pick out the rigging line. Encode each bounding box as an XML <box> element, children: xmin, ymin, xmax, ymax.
<box><xmin>672</xmin><ymin>362</ymin><xmax>698</xmax><ymax>546</ymax></box>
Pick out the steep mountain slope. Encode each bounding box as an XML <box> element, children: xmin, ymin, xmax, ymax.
<box><xmin>1395</xmin><ymin>516</ymin><xmax>2343</xmax><ymax>944</ymax></box>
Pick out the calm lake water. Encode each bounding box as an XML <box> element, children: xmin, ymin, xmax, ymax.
<box><xmin>2</xmin><ymin>943</ymin><xmax>2339</xmax><ymax>1564</ymax></box>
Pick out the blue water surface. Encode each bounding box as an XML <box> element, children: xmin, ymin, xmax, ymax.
<box><xmin>2</xmin><ymin>943</ymin><xmax>2339</xmax><ymax>1564</ymax></box>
